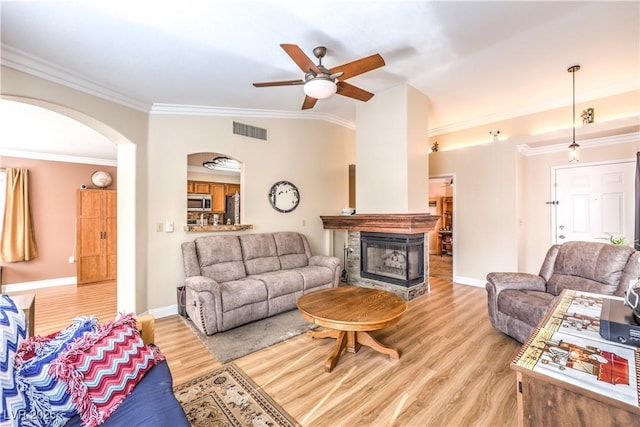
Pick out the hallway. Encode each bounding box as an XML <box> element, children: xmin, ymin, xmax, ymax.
<box><xmin>429</xmin><ymin>254</ymin><xmax>452</xmax><ymax>279</ymax></box>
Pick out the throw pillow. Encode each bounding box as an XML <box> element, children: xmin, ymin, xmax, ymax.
<box><xmin>50</xmin><ymin>313</ymin><xmax>165</xmax><ymax>427</ymax></box>
<box><xmin>14</xmin><ymin>315</ymin><xmax>98</xmax><ymax>427</ymax></box>
<box><xmin>0</xmin><ymin>295</ymin><xmax>27</xmax><ymax>425</ymax></box>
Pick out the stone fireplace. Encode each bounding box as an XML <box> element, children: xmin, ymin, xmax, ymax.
<box><xmin>320</xmin><ymin>213</ymin><xmax>439</xmax><ymax>300</ymax></box>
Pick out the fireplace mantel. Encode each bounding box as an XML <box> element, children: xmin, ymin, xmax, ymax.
<box><xmin>320</xmin><ymin>213</ymin><xmax>440</xmax><ymax>234</ymax></box>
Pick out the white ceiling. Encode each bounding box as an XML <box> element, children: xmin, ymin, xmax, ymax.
<box><xmin>1</xmin><ymin>1</ymin><xmax>638</xmax><ymax>161</ymax></box>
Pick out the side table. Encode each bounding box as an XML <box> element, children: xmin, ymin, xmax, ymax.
<box><xmin>11</xmin><ymin>293</ymin><xmax>35</xmax><ymax>337</ymax></box>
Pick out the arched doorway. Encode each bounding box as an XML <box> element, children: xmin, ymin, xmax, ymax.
<box><xmin>0</xmin><ymin>96</ymin><xmax>138</xmax><ymax>312</ymax></box>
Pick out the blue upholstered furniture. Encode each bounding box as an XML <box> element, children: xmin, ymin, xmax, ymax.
<box><xmin>0</xmin><ymin>295</ymin><xmax>189</xmax><ymax>426</ymax></box>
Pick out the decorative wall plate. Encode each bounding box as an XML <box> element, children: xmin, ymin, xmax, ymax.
<box><xmin>268</xmin><ymin>181</ymin><xmax>300</xmax><ymax>213</ymax></box>
<box><xmin>91</xmin><ymin>170</ymin><xmax>113</xmax><ymax>188</ymax></box>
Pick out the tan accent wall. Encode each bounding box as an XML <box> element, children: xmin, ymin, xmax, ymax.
<box><xmin>0</xmin><ymin>157</ymin><xmax>117</xmax><ymax>284</ymax></box>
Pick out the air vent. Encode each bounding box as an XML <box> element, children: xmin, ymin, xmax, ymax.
<box><xmin>233</xmin><ymin>121</ymin><xmax>267</xmax><ymax>141</ymax></box>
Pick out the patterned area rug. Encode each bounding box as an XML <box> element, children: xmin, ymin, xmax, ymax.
<box><xmin>174</xmin><ymin>363</ymin><xmax>299</xmax><ymax>427</ymax></box>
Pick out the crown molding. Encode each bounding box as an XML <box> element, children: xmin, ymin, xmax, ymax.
<box><xmin>150</xmin><ymin>103</ymin><xmax>355</xmax><ymax>129</ymax></box>
<box><xmin>0</xmin><ymin>148</ymin><xmax>117</xmax><ymax>166</ymax></box>
<box><xmin>518</xmin><ymin>131</ymin><xmax>639</xmax><ymax>156</ymax></box>
<box><xmin>1</xmin><ymin>44</ymin><xmax>150</xmax><ymax>112</ymax></box>
<box><xmin>428</xmin><ymin>81</ymin><xmax>639</xmax><ymax>137</ymax></box>
<box><xmin>2</xmin><ymin>45</ymin><xmax>356</xmax><ymax>129</ymax></box>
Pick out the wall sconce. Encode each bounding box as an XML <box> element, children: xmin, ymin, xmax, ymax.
<box><xmin>581</xmin><ymin>108</ymin><xmax>594</xmax><ymax>124</ymax></box>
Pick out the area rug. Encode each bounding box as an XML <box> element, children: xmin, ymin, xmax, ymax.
<box><xmin>182</xmin><ymin>309</ymin><xmax>317</xmax><ymax>363</ymax></box>
<box><xmin>174</xmin><ymin>363</ymin><xmax>299</xmax><ymax>427</ymax></box>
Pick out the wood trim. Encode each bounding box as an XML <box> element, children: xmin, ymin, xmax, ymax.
<box><xmin>320</xmin><ymin>213</ymin><xmax>440</xmax><ymax>234</ymax></box>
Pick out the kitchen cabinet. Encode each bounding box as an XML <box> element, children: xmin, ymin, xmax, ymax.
<box><xmin>225</xmin><ymin>183</ymin><xmax>240</xmax><ymax>196</ymax></box>
<box><xmin>187</xmin><ymin>180</ymin><xmax>211</xmax><ymax>194</ymax></box>
<box><xmin>210</xmin><ymin>183</ymin><xmax>226</xmax><ymax>212</ymax></box>
<box><xmin>77</xmin><ymin>189</ymin><xmax>116</xmax><ymax>284</ymax></box>
<box><xmin>193</xmin><ymin>181</ymin><xmax>210</xmax><ymax>194</ymax></box>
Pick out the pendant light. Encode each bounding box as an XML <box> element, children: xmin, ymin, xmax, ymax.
<box><xmin>568</xmin><ymin>65</ymin><xmax>580</xmax><ymax>163</ymax></box>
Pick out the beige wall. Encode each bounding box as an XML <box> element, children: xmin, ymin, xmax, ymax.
<box><xmin>430</xmin><ymin>141</ymin><xmax>519</xmax><ymax>284</ymax></box>
<box><xmin>146</xmin><ymin>114</ymin><xmax>355</xmax><ymax>309</ymax></box>
<box><xmin>430</xmin><ymin>130</ymin><xmax>639</xmax><ymax>285</ymax></box>
<box><xmin>4</xmin><ymin>64</ymin><xmax>637</xmax><ymax>312</ymax></box>
<box><xmin>2</xmin><ymin>66</ymin><xmax>149</xmax><ymax>313</ymax></box>
<box><xmin>429</xmin><ymin>88</ymin><xmax>639</xmax><ymax>285</ymax></box>
<box><xmin>1</xmin><ymin>67</ymin><xmax>356</xmax><ymax>315</ymax></box>
<box><xmin>430</xmin><ymin>90</ymin><xmax>639</xmax><ymax>150</ymax></box>
<box><xmin>0</xmin><ymin>157</ymin><xmax>117</xmax><ymax>284</ymax></box>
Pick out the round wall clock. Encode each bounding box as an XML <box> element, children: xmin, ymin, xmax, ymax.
<box><xmin>268</xmin><ymin>181</ymin><xmax>300</xmax><ymax>213</ymax></box>
<box><xmin>91</xmin><ymin>170</ymin><xmax>113</xmax><ymax>188</ymax></box>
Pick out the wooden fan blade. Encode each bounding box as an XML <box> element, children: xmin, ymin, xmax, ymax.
<box><xmin>281</xmin><ymin>44</ymin><xmax>321</xmax><ymax>75</ymax></box>
<box><xmin>329</xmin><ymin>53</ymin><xmax>385</xmax><ymax>80</ymax></box>
<box><xmin>302</xmin><ymin>95</ymin><xmax>318</xmax><ymax>110</ymax></box>
<box><xmin>253</xmin><ymin>79</ymin><xmax>304</xmax><ymax>87</ymax></box>
<box><xmin>336</xmin><ymin>81</ymin><xmax>374</xmax><ymax>102</ymax></box>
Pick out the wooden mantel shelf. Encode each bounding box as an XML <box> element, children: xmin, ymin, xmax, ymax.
<box><xmin>320</xmin><ymin>213</ymin><xmax>440</xmax><ymax>234</ymax></box>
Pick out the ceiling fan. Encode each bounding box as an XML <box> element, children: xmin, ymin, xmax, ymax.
<box><xmin>253</xmin><ymin>44</ymin><xmax>385</xmax><ymax>110</ymax></box>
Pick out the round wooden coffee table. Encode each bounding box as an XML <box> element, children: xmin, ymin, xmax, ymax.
<box><xmin>297</xmin><ymin>286</ymin><xmax>408</xmax><ymax>372</ymax></box>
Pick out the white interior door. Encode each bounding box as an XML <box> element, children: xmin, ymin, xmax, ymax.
<box><xmin>553</xmin><ymin>161</ymin><xmax>635</xmax><ymax>244</ymax></box>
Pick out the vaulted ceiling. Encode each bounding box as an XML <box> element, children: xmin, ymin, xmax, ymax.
<box><xmin>1</xmin><ymin>1</ymin><xmax>638</xmax><ymax>160</ymax></box>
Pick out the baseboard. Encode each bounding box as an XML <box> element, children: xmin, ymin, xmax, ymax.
<box><xmin>147</xmin><ymin>304</ymin><xmax>179</xmax><ymax>319</ymax></box>
<box><xmin>1</xmin><ymin>276</ymin><xmax>76</xmax><ymax>293</ymax></box>
<box><xmin>453</xmin><ymin>276</ymin><xmax>485</xmax><ymax>287</ymax></box>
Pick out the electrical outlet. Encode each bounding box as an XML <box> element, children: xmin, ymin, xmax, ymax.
<box><xmin>68</xmin><ymin>256</ymin><xmax>75</xmax><ymax>263</ymax></box>
<box><xmin>165</xmin><ymin>221</ymin><xmax>174</xmax><ymax>233</ymax></box>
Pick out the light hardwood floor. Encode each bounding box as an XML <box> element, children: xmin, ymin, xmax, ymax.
<box><xmin>7</xmin><ymin>277</ymin><xmax>520</xmax><ymax>426</ymax></box>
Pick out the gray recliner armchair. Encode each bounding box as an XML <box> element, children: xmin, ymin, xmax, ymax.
<box><xmin>486</xmin><ymin>241</ymin><xmax>640</xmax><ymax>343</ymax></box>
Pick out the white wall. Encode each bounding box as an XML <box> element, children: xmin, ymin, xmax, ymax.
<box><xmin>355</xmin><ymin>84</ymin><xmax>429</xmax><ymax>213</ymax></box>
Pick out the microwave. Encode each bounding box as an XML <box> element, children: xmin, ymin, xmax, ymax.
<box><xmin>187</xmin><ymin>193</ymin><xmax>212</xmax><ymax>212</ymax></box>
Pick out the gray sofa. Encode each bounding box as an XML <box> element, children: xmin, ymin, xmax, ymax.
<box><xmin>486</xmin><ymin>241</ymin><xmax>640</xmax><ymax>343</ymax></box>
<box><xmin>181</xmin><ymin>232</ymin><xmax>340</xmax><ymax>336</ymax></box>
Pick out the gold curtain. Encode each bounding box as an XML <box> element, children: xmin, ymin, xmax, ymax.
<box><xmin>0</xmin><ymin>168</ymin><xmax>39</xmax><ymax>262</ymax></box>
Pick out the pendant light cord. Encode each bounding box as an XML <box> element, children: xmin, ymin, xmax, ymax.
<box><xmin>572</xmin><ymin>68</ymin><xmax>576</xmax><ymax>144</ymax></box>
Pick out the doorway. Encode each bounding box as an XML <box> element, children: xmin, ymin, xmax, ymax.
<box><xmin>553</xmin><ymin>160</ymin><xmax>635</xmax><ymax>244</ymax></box>
<box><xmin>428</xmin><ymin>176</ymin><xmax>454</xmax><ymax>278</ymax></box>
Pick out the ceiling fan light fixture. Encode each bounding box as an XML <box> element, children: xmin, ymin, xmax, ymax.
<box><xmin>303</xmin><ymin>77</ymin><xmax>337</xmax><ymax>99</ymax></box>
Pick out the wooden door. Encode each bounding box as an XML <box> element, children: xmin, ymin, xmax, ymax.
<box><xmin>77</xmin><ymin>189</ymin><xmax>117</xmax><ymax>284</ymax></box>
<box><xmin>105</xmin><ymin>190</ymin><xmax>117</xmax><ymax>280</ymax></box>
